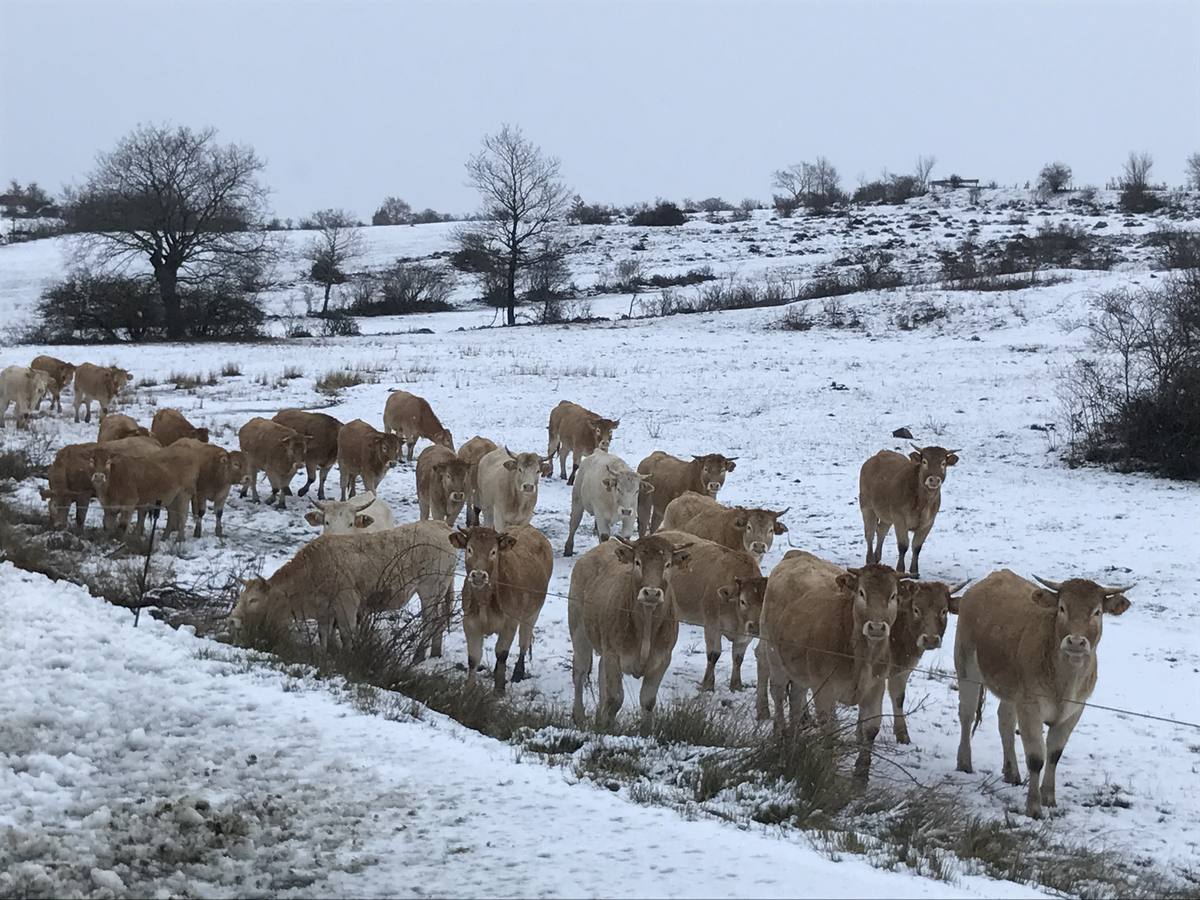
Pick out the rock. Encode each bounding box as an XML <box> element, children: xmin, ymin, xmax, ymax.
<box><xmin>892</xmin><ymin>427</ymin><xmax>914</xmax><ymax>439</ymax></box>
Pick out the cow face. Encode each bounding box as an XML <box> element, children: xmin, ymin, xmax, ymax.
<box><xmin>838</xmin><ymin>564</ymin><xmax>906</xmax><ymax>643</ymax></box>
<box><xmin>733</xmin><ymin>507</ymin><xmax>790</xmax><ymax>558</ymax></box>
<box><xmin>603</xmin><ymin>465</ymin><xmax>649</xmax><ymax>528</ymax></box>
<box><xmin>589</xmin><ymin>417</ymin><xmax>618</xmax><ymax>452</ymax></box>
<box><xmin>908</xmin><ymin>445</ymin><xmax>959</xmax><ymax>492</ymax></box>
<box><xmin>435</xmin><ymin>428</ymin><xmax>456</xmax><ymax>452</ymax></box>
<box><xmin>230</xmin><ymin>576</ymin><xmax>274</xmax><ymax>631</ymax></box>
<box><xmin>30</xmin><ymin>370</ymin><xmax>54</xmax><ymax>397</ymax></box>
<box><xmin>1031</xmin><ymin>575</ymin><xmax>1133</xmax><ymax>666</ymax></box>
<box><xmin>227</xmin><ymin>451</ymin><xmax>247</xmax><ymax>484</ymax></box>
<box><xmin>193</xmin><ymin>426</ymin><xmax>211</xmax><ymax>443</ymax></box>
<box><xmin>108</xmin><ymin>367</ymin><xmax>133</xmax><ymax>393</ymax></box>
<box><xmin>381</xmin><ymin>433</ymin><xmax>403</xmax><ymax>466</ymax></box>
<box><xmin>283</xmin><ymin>434</ymin><xmax>308</xmax><ymax>466</ymax></box>
<box><xmin>693</xmin><ymin>454</ymin><xmax>737</xmax><ymax>496</ymax></box>
<box><xmin>305</xmin><ymin>492</ymin><xmax>377</xmax><ymax>534</ymax></box>
<box><xmin>903</xmin><ymin>579</ymin><xmax>969</xmax><ymax>651</ymax></box>
<box><xmin>503</xmin><ymin>450</ymin><xmax>544</xmax><ymax>494</ymax></box>
<box><xmin>435</xmin><ymin>459</ymin><xmax>470</xmax><ymax>506</ymax></box>
<box><xmin>449</xmin><ymin>526</ymin><xmax>517</xmax><ymax>588</ymax></box>
<box><xmin>613</xmin><ymin>535</ymin><xmax>692</xmax><ymax>607</ymax></box>
<box><xmin>718</xmin><ymin>575</ymin><xmax>768</xmax><ymax>636</ymax></box>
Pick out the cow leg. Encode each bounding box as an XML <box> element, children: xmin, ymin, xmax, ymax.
<box><xmin>339</xmin><ymin>468</ymin><xmax>350</xmax><ymax>501</ymax></box>
<box><xmin>860</xmin><ymin>506</ymin><xmax>876</xmax><ymax>564</ymax></box>
<box><xmin>316</xmin><ymin>464</ymin><xmax>331</xmax><ymax>501</ymax></box>
<box><xmin>767</xmin><ymin>655</ymin><xmax>790</xmax><ymax>736</ymax></box>
<box><xmin>566</xmin><ymin>450</ymin><xmax>580</xmax><ymax>486</ymax></box>
<box><xmin>406</xmin><ymin>436</ymin><xmax>415</xmax><ymax>463</ymax></box>
<box><xmin>557</xmin><ymin>444</ymin><xmax>569</xmax><ymax>480</ymax></box>
<box><xmin>296</xmin><ymin>462</ymin><xmax>316</xmax><ymax>497</ymax></box>
<box><xmin>268</xmin><ymin>473</ymin><xmax>287</xmax><ymax>509</ymax></box>
<box><xmin>571</xmin><ymin>631</ymin><xmax>593</xmax><ymax>727</ymax></box>
<box><xmin>700</xmin><ymin>621</ymin><xmax>722</xmax><ymax>692</ymax></box>
<box><xmin>1041</xmin><ymin>709</ymin><xmax>1082</xmax><ymax>810</ymax></box>
<box><xmin>955</xmin><ymin>650</ymin><xmax>984</xmax><ymax>773</ymax></box>
<box><xmin>853</xmin><ymin>678</ymin><xmax>886</xmax><ymax>779</ymax></box>
<box><xmin>755</xmin><ymin>641</ymin><xmax>771</xmax><ymax>720</ymax></box>
<box><xmin>192</xmin><ymin>494</ymin><xmax>206</xmax><ymax>538</ymax></box>
<box><xmin>418</xmin><ymin>587</ymin><xmax>445</xmax><ymax>658</ymax></box>
<box><xmin>463</xmin><ymin>613</ymin><xmax>484</xmax><ymax>687</ymax></box>
<box><xmin>639</xmin><ymin>659</ymin><xmax>669</xmax><ymax>737</ymax></box>
<box><xmin>74</xmin><ymin>499</ymin><xmax>88</xmax><ymax>531</ymax></box>
<box><xmin>512</xmin><ymin>616</ymin><xmax>534</xmax><ymax>683</ymax></box>
<box><xmin>598</xmin><ymin>653</ymin><xmax>624</xmax><ymax>731</ymax></box>
<box><xmin>730</xmin><ymin>636</ymin><xmax>751</xmax><ymax>691</ymax></box>
<box><xmin>997</xmin><ymin>699</ymin><xmax>1021</xmax><ymax>783</ymax></box>
<box><xmin>1015</xmin><ymin>704</ymin><xmax>1048</xmax><ymax>818</ymax></box>
<box><xmin>247</xmin><ymin>467</ymin><xmax>261</xmax><ymax>502</ymax></box>
<box><xmin>418</xmin><ymin>494</ymin><xmax>430</xmax><ymax>521</ymax></box>
<box><xmin>894</xmin><ymin>526</ymin><xmax>910</xmax><ymax>574</ymax></box>
<box><xmin>564</xmin><ymin>499</ymin><xmax>586</xmax><ymax>556</ymax></box>
<box><xmin>493</xmin><ymin>619</ymin><xmax>519</xmax><ymax>694</ymax></box>
<box><xmin>910</xmin><ymin>523</ymin><xmax>934</xmax><ymax>577</ymax></box>
<box><xmin>889</xmin><ymin>669</ymin><xmax>913</xmax><ymax>743</ymax></box>
<box><xmin>637</xmin><ymin>489</ymin><xmax>652</xmax><ymax>538</ymax></box>
<box><xmin>649</xmin><ymin>504</ymin><xmax>664</xmax><ymax>535</ymax></box>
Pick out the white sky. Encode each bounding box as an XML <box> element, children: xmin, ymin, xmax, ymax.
<box><xmin>1</xmin><ymin>0</ymin><xmax>1198</xmax><ymax>220</ymax></box>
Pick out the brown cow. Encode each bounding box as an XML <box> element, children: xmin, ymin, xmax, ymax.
<box><xmin>546</xmin><ymin>400</ymin><xmax>619</xmax><ymax>484</ymax></box>
<box><xmin>97</xmin><ymin>413</ymin><xmax>151</xmax><ymax>443</ymax></box>
<box><xmin>636</xmin><ymin>451</ymin><xmax>737</xmax><ymax>536</ymax></box>
<box><xmin>30</xmin><ymin>355</ymin><xmax>75</xmax><ymax>413</ymax></box>
<box><xmin>417</xmin><ymin>445</ymin><xmax>470</xmax><ymax>526</ymax></box>
<box><xmin>238</xmin><ymin>417</ymin><xmax>307</xmax><ymax>509</ymax></box>
<box><xmin>887</xmin><ymin>578</ymin><xmax>969</xmax><ymax>743</ymax></box>
<box><xmin>172</xmin><ymin>439</ymin><xmax>244</xmax><ymax>538</ymax></box>
<box><xmin>450</xmin><ymin>525</ymin><xmax>554</xmax><ymax>693</ymax></box>
<box><xmin>73</xmin><ymin>363</ymin><xmax>132</xmax><ymax>423</ymax></box>
<box><xmin>760</xmin><ymin>550</ymin><xmax>914</xmax><ymax>780</ymax></box>
<box><xmin>660</xmin><ymin>491</ymin><xmax>788</xmax><ymax>561</ymax></box>
<box><xmin>40</xmin><ymin>436</ymin><xmax>159</xmax><ymax>529</ymax></box>
<box><xmin>859</xmin><ymin>445</ymin><xmax>959</xmax><ymax>577</ymax></box>
<box><xmin>955</xmin><ymin>569</ymin><xmax>1133</xmax><ymax>818</ymax></box>
<box><xmin>91</xmin><ymin>441</ymin><xmax>207</xmax><ymax>543</ymax></box>
<box><xmin>151</xmin><ymin>408</ymin><xmax>210</xmax><ymax>446</ymax></box>
<box><xmin>272</xmin><ymin>409</ymin><xmax>342</xmax><ymax>499</ymax></box>
<box><xmin>458</xmin><ymin>435</ymin><xmax>499</xmax><ymax>527</ymax></box>
<box><xmin>655</xmin><ymin>530</ymin><xmax>765</xmax><ymax>692</ymax></box>
<box><xmin>383</xmin><ymin>390</ymin><xmax>454</xmax><ymax>462</ymax></box>
<box><xmin>569</xmin><ymin>534</ymin><xmax>693</xmax><ymax>734</ymax></box>
<box><xmin>337</xmin><ymin>418</ymin><xmax>402</xmax><ymax>500</ymax></box>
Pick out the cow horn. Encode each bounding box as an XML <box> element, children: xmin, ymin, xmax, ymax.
<box><xmin>671</xmin><ymin>541</ymin><xmax>694</xmax><ymax>552</ymax></box>
<box><xmin>1098</xmin><ymin>581</ymin><xmax>1136</xmax><ymax>596</ymax></box>
<box><xmin>503</xmin><ymin>445</ymin><xmax>517</xmax><ymax>459</ymax></box>
<box><xmin>1032</xmin><ymin>574</ymin><xmax>1063</xmax><ymax>592</ymax></box>
<box><xmin>773</xmin><ymin>507</ymin><xmax>790</xmax><ymax>517</ymax></box>
<box><xmin>948</xmin><ymin>578</ymin><xmax>971</xmax><ymax>595</ymax></box>
<box><xmin>946</xmin><ymin>448</ymin><xmax>962</xmax><ymax>454</ymax></box>
<box><xmin>725</xmin><ymin>456</ymin><xmax>739</xmax><ymax>461</ymax></box>
<box><xmin>309</xmin><ymin>497</ymin><xmax>327</xmax><ymax>511</ymax></box>
<box><xmin>349</xmin><ymin>492</ymin><xmax>375</xmax><ymax>512</ymax></box>
<box><xmin>910</xmin><ymin>443</ymin><xmax>924</xmax><ymax>453</ymax></box>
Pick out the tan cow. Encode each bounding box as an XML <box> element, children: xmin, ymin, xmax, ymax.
<box><xmin>955</xmin><ymin>569</ymin><xmax>1133</xmax><ymax>818</ymax></box>
<box><xmin>859</xmin><ymin>445</ymin><xmax>959</xmax><ymax>577</ymax></box>
<box><xmin>151</xmin><ymin>408</ymin><xmax>210</xmax><ymax>446</ymax></box>
<box><xmin>230</xmin><ymin>520</ymin><xmax>458</xmax><ymax>656</ymax></box>
<box><xmin>40</xmin><ymin>436</ymin><xmax>159</xmax><ymax>529</ymax></box>
<box><xmin>660</xmin><ymin>491</ymin><xmax>789</xmax><ymax>562</ymax></box>
<box><xmin>886</xmin><ymin>578</ymin><xmax>969</xmax><ymax>743</ymax></box>
<box><xmin>91</xmin><ymin>441</ymin><xmax>207</xmax><ymax>543</ymax></box>
<box><xmin>450</xmin><ymin>525</ymin><xmax>554</xmax><ymax>693</ymax></box>
<box><xmin>238</xmin><ymin>417</ymin><xmax>308</xmax><ymax>509</ymax></box>
<box><xmin>458</xmin><ymin>435</ymin><xmax>499</xmax><ymax>527</ymax></box>
<box><xmin>97</xmin><ymin>413</ymin><xmax>152</xmax><ymax>443</ymax></box>
<box><xmin>383</xmin><ymin>390</ymin><xmax>454</xmax><ymax>462</ymax></box>
<box><xmin>30</xmin><ymin>355</ymin><xmax>75</xmax><ymax>413</ymax></box>
<box><xmin>73</xmin><ymin>363</ymin><xmax>132</xmax><ymax>423</ymax></box>
<box><xmin>336</xmin><ymin>419</ymin><xmax>401</xmax><ymax>500</ymax></box>
<box><xmin>546</xmin><ymin>400</ymin><xmax>619</xmax><ymax>484</ymax></box>
<box><xmin>0</xmin><ymin>366</ymin><xmax>54</xmax><ymax>429</ymax></box>
<box><xmin>760</xmin><ymin>550</ymin><xmax>914</xmax><ymax>780</ymax></box>
<box><xmin>655</xmin><ymin>530</ymin><xmax>766</xmax><ymax>692</ymax></box>
<box><xmin>569</xmin><ymin>535</ymin><xmax>693</xmax><ymax>734</ymax></box>
<box><xmin>173</xmin><ymin>439</ymin><xmax>243</xmax><ymax>538</ymax></box>
<box><xmin>476</xmin><ymin>446</ymin><xmax>550</xmax><ymax>533</ymax></box>
<box><xmin>564</xmin><ymin>449</ymin><xmax>651</xmax><ymax>556</ymax></box>
<box><xmin>416</xmin><ymin>445</ymin><xmax>470</xmax><ymax>526</ymax></box>
<box><xmin>636</xmin><ymin>451</ymin><xmax>737</xmax><ymax>536</ymax></box>
<box><xmin>271</xmin><ymin>409</ymin><xmax>342</xmax><ymax>500</ymax></box>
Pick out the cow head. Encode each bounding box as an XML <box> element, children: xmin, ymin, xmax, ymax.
<box><xmin>108</xmin><ymin>367</ymin><xmax>133</xmax><ymax>394</ymax></box>
<box><xmin>30</xmin><ymin>369</ymin><xmax>54</xmax><ymax>397</ymax></box>
<box><xmin>733</xmin><ymin>506</ymin><xmax>789</xmax><ymax>558</ymax></box>
<box><xmin>901</xmin><ymin>579</ymin><xmax>970</xmax><ymax>652</ymax></box>
<box><xmin>612</xmin><ymin>535</ymin><xmax>692</xmax><ymax>608</ymax></box>
<box><xmin>589</xmin><ymin>417</ymin><xmax>619</xmax><ymax>451</ymax></box>
<box><xmin>230</xmin><ymin>576</ymin><xmax>274</xmax><ymax>632</ymax></box>
<box><xmin>192</xmin><ymin>426</ymin><xmax>211</xmax><ymax>443</ymax></box>
<box><xmin>502</xmin><ymin>447</ymin><xmax>545</xmax><ymax>494</ymax></box>
<box><xmin>908</xmin><ymin>444</ymin><xmax>959</xmax><ymax>492</ymax></box>
<box><xmin>282</xmin><ymin>432</ymin><xmax>308</xmax><ymax>466</ymax></box>
<box><xmin>305</xmin><ymin>492</ymin><xmax>378</xmax><ymax>534</ymax></box>
<box><xmin>227</xmin><ymin>450</ymin><xmax>247</xmax><ymax>485</ymax></box>
<box><xmin>718</xmin><ymin>575</ymin><xmax>768</xmax><ymax>636</ymax></box>
<box><xmin>434</xmin><ymin>458</ymin><xmax>471</xmax><ymax>506</ymax></box>
<box><xmin>435</xmin><ymin>428</ymin><xmax>456</xmax><ymax>452</ymax></box>
<box><xmin>837</xmin><ymin>564</ymin><xmax>910</xmax><ymax>643</ymax></box>
<box><xmin>449</xmin><ymin>526</ymin><xmax>516</xmax><ymax>593</ymax></box>
<box><xmin>60</xmin><ymin>363</ymin><xmax>77</xmax><ymax>384</ymax></box>
<box><xmin>603</xmin><ymin>465</ymin><xmax>651</xmax><ymax>531</ymax></box>
<box><xmin>692</xmin><ymin>453</ymin><xmax>737</xmax><ymax>496</ymax></box>
<box><xmin>1031</xmin><ymin>575</ymin><xmax>1133</xmax><ymax>666</ymax></box>
<box><xmin>379</xmin><ymin>432</ymin><xmax>403</xmax><ymax>467</ymax></box>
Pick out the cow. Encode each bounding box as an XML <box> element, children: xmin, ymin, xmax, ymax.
<box><xmin>569</xmin><ymin>534</ymin><xmax>693</xmax><ymax>734</ymax></box>
<box><xmin>229</xmin><ymin>520</ymin><xmax>458</xmax><ymax>656</ymax></box>
<box><xmin>546</xmin><ymin>400</ymin><xmax>619</xmax><ymax>484</ymax></box>
<box><xmin>475</xmin><ymin>447</ymin><xmax>549</xmax><ymax>533</ymax></box>
<box><xmin>449</xmin><ymin>525</ymin><xmax>554</xmax><ymax>693</ymax></box>
<box><xmin>151</xmin><ymin>407</ymin><xmax>210</xmax><ymax>446</ymax></box>
<box><xmin>238</xmin><ymin>417</ymin><xmax>308</xmax><ymax>509</ymax></box>
<box><xmin>636</xmin><ymin>451</ymin><xmax>737</xmax><ymax>536</ymax></box>
<box><xmin>40</xmin><ymin>436</ymin><xmax>159</xmax><ymax>530</ymax></box>
<box><xmin>30</xmin><ymin>355</ymin><xmax>75</xmax><ymax>413</ymax></box>
<box><xmin>759</xmin><ymin>550</ymin><xmax>914</xmax><ymax>780</ymax></box>
<box><xmin>564</xmin><ymin>449</ymin><xmax>651</xmax><ymax>556</ymax></box>
<box><xmin>654</xmin><ymin>530</ymin><xmax>765</xmax><ymax>692</ymax></box>
<box><xmin>382</xmin><ymin>390</ymin><xmax>454</xmax><ymax>462</ymax></box>
<box><xmin>304</xmin><ymin>492</ymin><xmax>395</xmax><ymax>534</ymax></box>
<box><xmin>955</xmin><ymin>569</ymin><xmax>1133</xmax><ymax>818</ymax></box>
<box><xmin>73</xmin><ymin>363</ymin><xmax>132</xmax><ymax>423</ymax></box>
<box><xmin>271</xmin><ymin>409</ymin><xmax>342</xmax><ymax>500</ymax></box>
<box><xmin>859</xmin><ymin>445</ymin><xmax>959</xmax><ymax>577</ymax></box>
<box><xmin>173</xmin><ymin>439</ymin><xmax>244</xmax><ymax>538</ymax></box>
<box><xmin>97</xmin><ymin>413</ymin><xmax>152</xmax><ymax>443</ymax></box>
<box><xmin>457</xmin><ymin>435</ymin><xmax>499</xmax><ymax>527</ymax></box>
<box><xmin>416</xmin><ymin>445</ymin><xmax>470</xmax><ymax>526</ymax></box>
<box><xmin>91</xmin><ymin>441</ymin><xmax>207</xmax><ymax>543</ymax></box>
<box><xmin>660</xmin><ymin>491</ymin><xmax>789</xmax><ymax>562</ymax></box>
<box><xmin>336</xmin><ymin>418</ymin><xmax>401</xmax><ymax>500</ymax></box>
<box><xmin>886</xmin><ymin>578</ymin><xmax>969</xmax><ymax>743</ymax></box>
<box><xmin>0</xmin><ymin>365</ymin><xmax>54</xmax><ymax>429</ymax></box>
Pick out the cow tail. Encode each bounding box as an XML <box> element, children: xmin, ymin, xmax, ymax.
<box><xmin>971</xmin><ymin>686</ymin><xmax>986</xmax><ymax>736</ymax></box>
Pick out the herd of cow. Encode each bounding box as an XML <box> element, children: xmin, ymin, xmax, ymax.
<box><xmin>2</xmin><ymin>355</ymin><xmax>1136</xmax><ymax>819</ymax></box>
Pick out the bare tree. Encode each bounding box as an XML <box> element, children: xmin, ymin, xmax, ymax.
<box><xmin>1122</xmin><ymin>151</ymin><xmax>1154</xmax><ymax>192</ymax></box>
<box><xmin>66</xmin><ymin>124</ymin><xmax>274</xmax><ymax>339</ymax></box>
<box><xmin>304</xmin><ymin>209</ymin><xmax>364</xmax><ymax>314</ymax></box>
<box><xmin>1185</xmin><ymin>152</ymin><xmax>1200</xmax><ymax>191</ymax></box>
<box><xmin>460</xmin><ymin>124</ymin><xmax>572</xmax><ymax>325</ymax></box>
<box><xmin>771</xmin><ymin>157</ymin><xmax>844</xmax><ymax>214</ymax></box>
<box><xmin>914</xmin><ymin>155</ymin><xmax>936</xmax><ymax>193</ymax></box>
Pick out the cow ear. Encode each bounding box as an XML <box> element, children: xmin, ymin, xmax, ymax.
<box><xmin>733</xmin><ymin>516</ymin><xmax>748</xmax><ymax>530</ymax></box>
<box><xmin>835</xmin><ymin>572</ymin><xmax>858</xmax><ymax>592</ymax></box>
<box><xmin>717</xmin><ymin>585</ymin><xmax>736</xmax><ymax>602</ymax></box>
<box><xmin>1030</xmin><ymin>589</ymin><xmax>1058</xmax><ymax>609</ymax></box>
<box><xmin>499</xmin><ymin>533</ymin><xmax>518</xmax><ymax>550</ymax></box>
<box><xmin>613</xmin><ymin>543</ymin><xmax>636</xmax><ymax>564</ymax></box>
<box><xmin>898</xmin><ymin>580</ymin><xmax>919</xmax><ymax>600</ymax></box>
<box><xmin>671</xmin><ymin>547</ymin><xmax>691</xmax><ymax>568</ymax></box>
<box><xmin>640</xmin><ymin>481</ymin><xmax>654</xmax><ymax>494</ymax></box>
<box><xmin>503</xmin><ymin>459</ymin><xmax>518</xmax><ymax>471</ymax></box>
<box><xmin>948</xmin><ymin>596</ymin><xmax>961</xmax><ymax>615</ymax></box>
<box><xmin>602</xmin><ymin>478</ymin><xmax>615</xmax><ymax>490</ymax></box>
<box><xmin>946</xmin><ymin>453</ymin><xmax>959</xmax><ymax>466</ymax></box>
<box><xmin>724</xmin><ymin>460</ymin><xmax>736</xmax><ymax>471</ymax></box>
<box><xmin>304</xmin><ymin>511</ymin><xmax>323</xmax><ymax>526</ymax></box>
<box><xmin>773</xmin><ymin>520</ymin><xmax>788</xmax><ymax>535</ymax></box>
<box><xmin>909</xmin><ymin>451</ymin><xmax>923</xmax><ymax>464</ymax></box>
<box><xmin>354</xmin><ymin>514</ymin><xmax>374</xmax><ymax>529</ymax></box>
<box><xmin>433</xmin><ymin>463</ymin><xmax>446</xmax><ymax>474</ymax></box>
<box><xmin>448</xmin><ymin>530</ymin><xmax>470</xmax><ymax>549</ymax></box>
<box><xmin>1103</xmin><ymin>593</ymin><xmax>1131</xmax><ymax>616</ymax></box>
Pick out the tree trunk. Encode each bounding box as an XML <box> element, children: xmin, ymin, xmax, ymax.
<box><xmin>155</xmin><ymin>265</ymin><xmax>183</xmax><ymax>340</ymax></box>
<box><xmin>322</xmin><ymin>282</ymin><xmax>332</xmax><ymax>315</ymax></box>
<box><xmin>506</xmin><ymin>257</ymin><xmax>518</xmax><ymax>326</ymax></box>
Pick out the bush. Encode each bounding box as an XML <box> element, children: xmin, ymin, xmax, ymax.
<box><xmin>1037</xmin><ymin>162</ymin><xmax>1072</xmax><ymax>194</ymax></box>
<box><xmin>630</xmin><ymin>201</ymin><xmax>687</xmax><ymax>227</ymax></box>
<box><xmin>1147</xmin><ymin>227</ymin><xmax>1200</xmax><ymax>271</ymax></box>
<box><xmin>350</xmin><ymin>261</ymin><xmax>455</xmax><ymax>315</ymax></box>
<box><xmin>696</xmin><ymin>197</ymin><xmax>733</xmax><ymax>213</ymax></box>
<box><xmin>567</xmin><ymin>195</ymin><xmax>614</xmax><ymax>226</ymax></box>
<box><xmin>772</xmin><ymin>195</ymin><xmax>800</xmax><ymax>218</ymax></box>
<box><xmin>178</xmin><ymin>282</ymin><xmax>266</xmax><ymax>340</ymax></box>
<box><xmin>852</xmin><ymin>175</ymin><xmax>920</xmax><ymax>206</ymax></box>
<box><xmin>994</xmin><ymin>224</ymin><xmax>1115</xmax><ymax>273</ymax></box>
<box><xmin>317</xmin><ymin>311</ymin><xmax>361</xmax><ymax>337</ymax></box>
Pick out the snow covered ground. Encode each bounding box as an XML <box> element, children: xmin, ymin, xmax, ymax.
<box><xmin>2</xmin><ymin>192</ymin><xmax>1199</xmax><ymax>896</ymax></box>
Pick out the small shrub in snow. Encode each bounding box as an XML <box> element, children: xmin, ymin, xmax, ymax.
<box><xmin>629</xmin><ymin>201</ymin><xmax>687</xmax><ymax>227</ymax></box>
<box><xmin>351</xmin><ymin>261</ymin><xmax>455</xmax><ymax>315</ymax></box>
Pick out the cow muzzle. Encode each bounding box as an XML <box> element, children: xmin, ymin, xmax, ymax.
<box><xmin>449</xmin><ymin>492</ymin><xmax>465</xmax><ymax>504</ymax></box>
<box><xmin>468</xmin><ymin>570</ymin><xmax>490</xmax><ymax>587</ymax></box>
<box><xmin>749</xmin><ymin>541</ymin><xmax>767</xmax><ymax>556</ymax></box>
<box><xmin>618</xmin><ymin>507</ymin><xmax>634</xmax><ymax>518</ymax></box>
<box><xmin>923</xmin><ymin>476</ymin><xmax>942</xmax><ymax>490</ymax></box>
<box><xmin>705</xmin><ymin>482</ymin><xmax>722</xmax><ymax>494</ymax></box>
<box><xmin>745</xmin><ymin>621</ymin><xmax>759</xmax><ymax>636</ymax></box>
<box><xmin>917</xmin><ymin>633</ymin><xmax>941</xmax><ymax>650</ymax></box>
<box><xmin>520</xmin><ymin>483</ymin><xmax>536</xmax><ymax>493</ymax></box>
<box><xmin>637</xmin><ymin>587</ymin><xmax>664</xmax><ymax>606</ymax></box>
<box><xmin>862</xmin><ymin>620</ymin><xmax>890</xmax><ymax>642</ymax></box>
<box><xmin>1060</xmin><ymin>635</ymin><xmax>1092</xmax><ymax>661</ymax></box>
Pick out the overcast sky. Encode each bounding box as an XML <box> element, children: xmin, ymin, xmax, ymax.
<box><xmin>2</xmin><ymin>0</ymin><xmax>1198</xmax><ymax>220</ymax></box>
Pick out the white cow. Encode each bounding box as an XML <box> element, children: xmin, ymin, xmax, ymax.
<box><xmin>303</xmin><ymin>492</ymin><xmax>395</xmax><ymax>534</ymax></box>
<box><xmin>564</xmin><ymin>450</ymin><xmax>652</xmax><ymax>556</ymax></box>
<box><xmin>476</xmin><ymin>447</ymin><xmax>547</xmax><ymax>533</ymax></box>
<box><xmin>0</xmin><ymin>366</ymin><xmax>53</xmax><ymax>429</ymax></box>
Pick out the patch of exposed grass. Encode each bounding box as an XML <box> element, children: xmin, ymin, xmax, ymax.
<box><xmin>315</xmin><ymin>366</ymin><xmax>379</xmax><ymax>395</ymax></box>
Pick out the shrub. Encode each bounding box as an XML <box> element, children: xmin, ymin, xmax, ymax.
<box><xmin>696</xmin><ymin>197</ymin><xmax>733</xmax><ymax>213</ymax></box>
<box><xmin>938</xmin><ymin>240</ymin><xmax>980</xmax><ymax>282</ymax></box>
<box><xmin>1119</xmin><ymin>151</ymin><xmax>1162</xmax><ymax>213</ymax></box>
<box><xmin>1037</xmin><ymin>161</ymin><xmax>1072</xmax><ymax>194</ymax></box>
<box><xmin>994</xmin><ymin>223</ymin><xmax>1115</xmax><ymax>273</ymax></box>
<box><xmin>629</xmin><ymin>201</ymin><xmax>687</xmax><ymax>227</ymax></box>
<box><xmin>772</xmin><ymin>195</ymin><xmax>800</xmax><ymax>218</ymax></box>
<box><xmin>1147</xmin><ymin>227</ymin><xmax>1200</xmax><ymax>271</ymax></box>
<box><xmin>318</xmin><ymin>311</ymin><xmax>361</xmax><ymax>337</ymax></box>
<box><xmin>315</xmin><ymin>367</ymin><xmax>377</xmax><ymax>395</ymax></box>
<box><xmin>775</xmin><ymin>305</ymin><xmax>815</xmax><ymax>331</ymax></box>
<box><xmin>350</xmin><ymin>261</ymin><xmax>454</xmax><ymax>315</ymax></box>
<box><xmin>178</xmin><ymin>282</ymin><xmax>266</xmax><ymax>340</ymax></box>
<box><xmin>567</xmin><ymin>195</ymin><xmax>614</xmax><ymax>225</ymax></box>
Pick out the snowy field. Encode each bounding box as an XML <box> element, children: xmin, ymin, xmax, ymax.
<box><xmin>2</xmin><ymin>192</ymin><xmax>1199</xmax><ymax>897</ymax></box>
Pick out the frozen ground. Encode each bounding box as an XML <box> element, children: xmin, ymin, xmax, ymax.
<box><xmin>2</xmin><ymin>192</ymin><xmax>1199</xmax><ymax>896</ymax></box>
